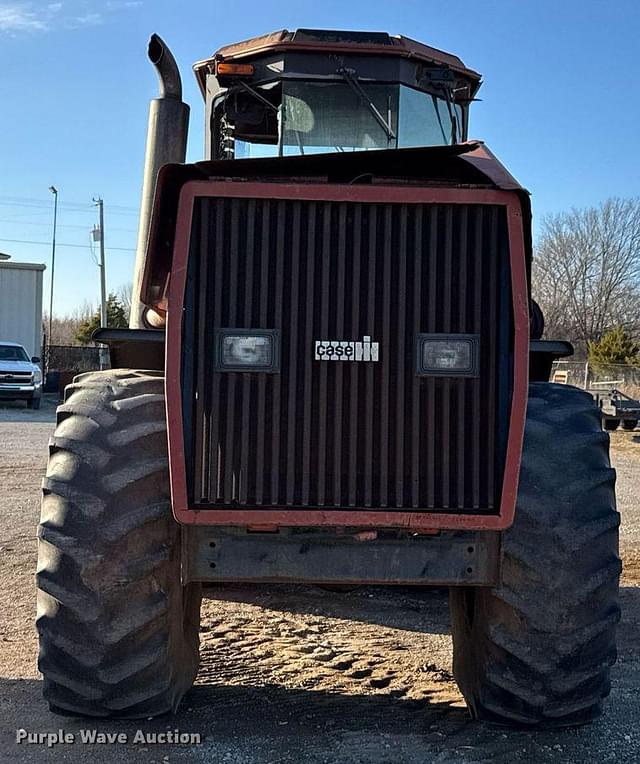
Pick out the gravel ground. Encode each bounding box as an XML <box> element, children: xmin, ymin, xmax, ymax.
<box><xmin>0</xmin><ymin>396</ymin><xmax>639</xmax><ymax>763</ymax></box>
<box><xmin>609</xmin><ymin>430</ymin><xmax>640</xmax><ymax>551</ymax></box>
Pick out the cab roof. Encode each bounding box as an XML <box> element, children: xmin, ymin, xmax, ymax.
<box><xmin>193</xmin><ymin>28</ymin><xmax>482</xmax><ymax>96</ymax></box>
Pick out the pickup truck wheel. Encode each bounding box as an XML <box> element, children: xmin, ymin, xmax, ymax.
<box><xmin>450</xmin><ymin>383</ymin><xmax>620</xmax><ymax>727</ymax></box>
<box><xmin>36</xmin><ymin>369</ymin><xmax>201</xmax><ymax>718</ymax></box>
<box><xmin>28</xmin><ymin>396</ymin><xmax>41</xmax><ymax>410</ymax></box>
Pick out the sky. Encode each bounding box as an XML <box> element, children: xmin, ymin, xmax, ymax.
<box><xmin>1</xmin><ymin>0</ymin><xmax>639</xmax><ymax>316</ymax></box>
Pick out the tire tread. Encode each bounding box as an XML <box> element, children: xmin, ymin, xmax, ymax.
<box><xmin>36</xmin><ymin>369</ymin><xmax>201</xmax><ymax>718</ymax></box>
<box><xmin>450</xmin><ymin>383</ymin><xmax>620</xmax><ymax>727</ymax></box>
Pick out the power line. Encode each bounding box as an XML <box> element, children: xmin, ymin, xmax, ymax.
<box><xmin>0</xmin><ymin>198</ymin><xmax>139</xmax><ymax>216</ymax></box>
<box><xmin>0</xmin><ymin>237</ymin><xmax>135</xmax><ymax>253</ymax></box>
<box><xmin>0</xmin><ymin>194</ymin><xmax>138</xmax><ymax>210</ymax></box>
<box><xmin>0</xmin><ymin>217</ymin><xmax>137</xmax><ymax>233</ymax></box>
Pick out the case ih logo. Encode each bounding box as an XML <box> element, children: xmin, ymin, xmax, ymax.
<box><xmin>314</xmin><ymin>336</ymin><xmax>379</xmax><ymax>362</ymax></box>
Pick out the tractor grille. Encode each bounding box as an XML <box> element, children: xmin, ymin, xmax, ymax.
<box><xmin>183</xmin><ymin>195</ymin><xmax>513</xmax><ymax>512</ymax></box>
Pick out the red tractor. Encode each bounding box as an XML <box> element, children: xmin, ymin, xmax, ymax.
<box><xmin>36</xmin><ymin>29</ymin><xmax>620</xmax><ymax>726</ymax></box>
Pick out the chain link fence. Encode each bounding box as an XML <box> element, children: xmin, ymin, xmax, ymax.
<box><xmin>44</xmin><ymin>345</ymin><xmax>108</xmax><ymax>395</ymax></box>
<box><xmin>45</xmin><ymin>345</ymin><xmax>102</xmax><ymax>374</ymax></box>
<box><xmin>551</xmin><ymin>360</ymin><xmax>640</xmax><ymax>400</ymax></box>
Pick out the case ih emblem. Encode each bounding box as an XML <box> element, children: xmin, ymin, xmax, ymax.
<box><xmin>315</xmin><ymin>336</ymin><xmax>379</xmax><ymax>362</ymax></box>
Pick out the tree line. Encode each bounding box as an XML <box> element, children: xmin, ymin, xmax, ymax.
<box><xmin>44</xmin><ymin>283</ymin><xmax>131</xmax><ymax>346</ymax></box>
<box><xmin>532</xmin><ymin>197</ymin><xmax>640</xmax><ymax>364</ymax></box>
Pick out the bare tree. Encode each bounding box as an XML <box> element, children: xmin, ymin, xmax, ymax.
<box><xmin>43</xmin><ymin>302</ymin><xmax>95</xmax><ymax>346</ymax></box>
<box><xmin>532</xmin><ymin>198</ymin><xmax>640</xmax><ymax>355</ymax></box>
<box><xmin>117</xmin><ymin>282</ymin><xmax>133</xmax><ymax>317</ymax></box>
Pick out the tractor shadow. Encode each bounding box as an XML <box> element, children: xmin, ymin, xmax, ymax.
<box><xmin>185</xmin><ymin>680</ymin><xmax>469</xmax><ymax>734</ymax></box>
<box><xmin>203</xmin><ymin>582</ymin><xmax>452</xmax><ymax>634</ymax></box>
<box><xmin>0</xmin><ymin>676</ymin><xmax>471</xmax><ymax>763</ymax></box>
<box><xmin>3</xmin><ymin>585</ymin><xmax>639</xmax><ymax>762</ymax></box>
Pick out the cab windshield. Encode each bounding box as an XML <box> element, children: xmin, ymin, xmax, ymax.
<box><xmin>231</xmin><ymin>80</ymin><xmax>463</xmax><ymax>159</ymax></box>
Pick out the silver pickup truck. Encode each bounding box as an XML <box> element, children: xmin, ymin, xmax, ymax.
<box><xmin>0</xmin><ymin>341</ymin><xmax>43</xmax><ymax>409</ymax></box>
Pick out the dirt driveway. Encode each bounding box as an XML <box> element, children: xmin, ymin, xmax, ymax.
<box><xmin>1</xmin><ymin>397</ymin><xmax>639</xmax><ymax>763</ymax></box>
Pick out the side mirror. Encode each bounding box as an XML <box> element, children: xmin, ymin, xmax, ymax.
<box><xmin>31</xmin><ymin>356</ymin><xmax>41</xmax><ymax>364</ymax></box>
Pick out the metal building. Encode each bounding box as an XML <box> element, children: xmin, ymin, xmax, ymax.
<box><xmin>0</xmin><ymin>254</ymin><xmax>46</xmax><ymax>358</ymax></box>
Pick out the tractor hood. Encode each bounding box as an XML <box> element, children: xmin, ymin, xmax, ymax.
<box><xmin>140</xmin><ymin>141</ymin><xmax>531</xmax><ymax>311</ymax></box>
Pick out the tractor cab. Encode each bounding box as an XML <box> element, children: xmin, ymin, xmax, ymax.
<box><xmin>193</xmin><ymin>29</ymin><xmax>482</xmax><ymax>160</ymax></box>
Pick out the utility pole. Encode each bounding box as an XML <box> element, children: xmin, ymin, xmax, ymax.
<box><xmin>48</xmin><ymin>186</ymin><xmax>58</xmax><ymax>343</ymax></box>
<box><xmin>93</xmin><ymin>197</ymin><xmax>107</xmax><ymax>328</ymax></box>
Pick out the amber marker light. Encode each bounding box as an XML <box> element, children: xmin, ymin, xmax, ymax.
<box><xmin>215</xmin><ymin>62</ymin><xmax>255</xmax><ymax>77</ymax></box>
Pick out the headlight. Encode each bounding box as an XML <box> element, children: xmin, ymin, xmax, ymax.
<box><xmin>215</xmin><ymin>329</ymin><xmax>279</xmax><ymax>372</ymax></box>
<box><xmin>416</xmin><ymin>334</ymin><xmax>479</xmax><ymax>377</ymax></box>
<box><xmin>32</xmin><ymin>369</ymin><xmax>42</xmax><ymax>385</ymax></box>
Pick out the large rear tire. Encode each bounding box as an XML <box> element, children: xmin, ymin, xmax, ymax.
<box><xmin>36</xmin><ymin>369</ymin><xmax>201</xmax><ymax>718</ymax></box>
<box><xmin>450</xmin><ymin>383</ymin><xmax>620</xmax><ymax>727</ymax></box>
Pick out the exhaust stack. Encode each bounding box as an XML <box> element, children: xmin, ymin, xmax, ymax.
<box><xmin>130</xmin><ymin>34</ymin><xmax>189</xmax><ymax>328</ymax></box>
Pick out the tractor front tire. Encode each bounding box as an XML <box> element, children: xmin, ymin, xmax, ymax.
<box><xmin>450</xmin><ymin>383</ymin><xmax>620</xmax><ymax>727</ymax></box>
<box><xmin>36</xmin><ymin>369</ymin><xmax>201</xmax><ymax>718</ymax></box>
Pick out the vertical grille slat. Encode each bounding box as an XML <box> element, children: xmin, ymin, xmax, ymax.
<box><xmin>486</xmin><ymin>206</ymin><xmax>499</xmax><ymax>507</ymax></box>
<box><xmin>270</xmin><ymin>201</ymin><xmax>286</xmax><ymax>505</ymax></box>
<box><xmin>316</xmin><ymin>203</ymin><xmax>332</xmax><ymax>506</ymax></box>
<box><xmin>348</xmin><ymin>204</ymin><xmax>362</xmax><ymax>507</ymax></box>
<box><xmin>301</xmin><ymin>202</ymin><xmax>317</xmax><ymax>506</ymax></box>
<box><xmin>206</xmin><ymin>200</ymin><xmax>225</xmax><ymax>502</ymax></box>
<box><xmin>472</xmin><ymin>206</ymin><xmax>484</xmax><ymax>509</ymax></box>
<box><xmin>223</xmin><ymin>200</ymin><xmax>240</xmax><ymax>503</ymax></box>
<box><xmin>285</xmin><ymin>202</ymin><xmax>302</xmax><ymax>505</ymax></box>
<box><xmin>379</xmin><ymin>205</ymin><xmax>393</xmax><ymax>507</ymax></box>
<box><xmin>332</xmin><ymin>204</ymin><xmax>348</xmax><ymax>505</ymax></box>
<box><xmin>254</xmin><ymin>200</ymin><xmax>270</xmax><ymax>505</ymax></box>
<box><xmin>364</xmin><ymin>206</ymin><xmax>377</xmax><ymax>508</ymax></box>
<box><xmin>456</xmin><ymin>206</ymin><xmax>468</xmax><ymax>509</ymax></box>
<box><xmin>426</xmin><ymin>207</ymin><xmax>438</xmax><ymax>509</ymax></box>
<box><xmin>441</xmin><ymin>206</ymin><xmax>454</xmax><ymax>509</ymax></box>
<box><xmin>411</xmin><ymin>206</ymin><xmax>423</xmax><ymax>508</ymax></box>
<box><xmin>239</xmin><ymin>199</ymin><xmax>256</xmax><ymax>504</ymax></box>
<box><xmin>186</xmin><ymin>196</ymin><xmax>512</xmax><ymax>515</ymax></box>
<box><xmin>193</xmin><ymin>201</ymin><xmax>207</xmax><ymax>501</ymax></box>
<box><xmin>395</xmin><ymin>205</ymin><xmax>408</xmax><ymax>508</ymax></box>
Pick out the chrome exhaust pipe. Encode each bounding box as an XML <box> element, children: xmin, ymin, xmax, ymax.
<box><xmin>130</xmin><ymin>34</ymin><xmax>190</xmax><ymax>328</ymax></box>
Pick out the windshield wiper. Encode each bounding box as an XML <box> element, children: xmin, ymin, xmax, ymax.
<box><xmin>440</xmin><ymin>86</ymin><xmax>458</xmax><ymax>144</ymax></box>
<box><xmin>432</xmin><ymin>95</ymin><xmax>449</xmax><ymax>143</ymax></box>
<box><xmin>337</xmin><ymin>67</ymin><xmax>396</xmax><ymax>143</ymax></box>
<box><xmin>420</xmin><ymin>68</ymin><xmax>459</xmax><ymax>144</ymax></box>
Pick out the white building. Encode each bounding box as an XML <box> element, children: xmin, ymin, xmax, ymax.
<box><xmin>0</xmin><ymin>254</ymin><xmax>46</xmax><ymax>358</ymax></box>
